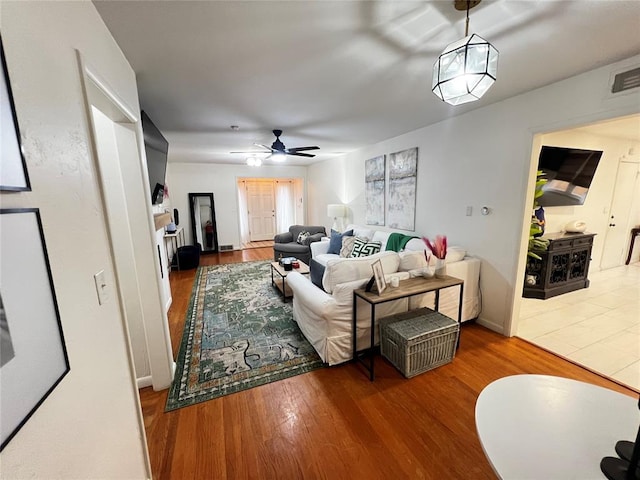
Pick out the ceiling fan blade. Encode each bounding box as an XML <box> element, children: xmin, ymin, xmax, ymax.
<box><xmin>287</xmin><ymin>146</ymin><xmax>320</xmax><ymax>152</ymax></box>
<box><xmin>288</xmin><ymin>152</ymin><xmax>316</xmax><ymax>158</ymax></box>
<box><xmin>255</xmin><ymin>143</ymin><xmax>275</xmax><ymax>151</ymax></box>
<box><xmin>230</xmin><ymin>150</ymin><xmax>269</xmax><ymax>154</ymax></box>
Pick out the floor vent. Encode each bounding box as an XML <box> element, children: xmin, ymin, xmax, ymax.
<box><xmin>219</xmin><ymin>244</ymin><xmax>234</xmax><ymax>251</ymax></box>
<box><xmin>612</xmin><ymin>67</ymin><xmax>640</xmax><ymax>93</ymax></box>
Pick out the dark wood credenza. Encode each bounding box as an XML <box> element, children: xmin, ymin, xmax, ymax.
<box><xmin>523</xmin><ymin>232</ymin><xmax>596</xmax><ymax>299</ymax></box>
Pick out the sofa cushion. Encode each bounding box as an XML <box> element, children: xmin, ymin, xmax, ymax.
<box><xmin>425</xmin><ymin>246</ymin><xmax>467</xmax><ymax>265</ymax></box>
<box><xmin>303</xmin><ymin>232</ymin><xmax>325</xmax><ymax>246</ymax></box>
<box><xmin>398</xmin><ymin>250</ymin><xmax>428</xmax><ymax>271</ymax></box>
<box><xmin>350</xmin><ymin>238</ymin><xmax>382</xmax><ymax>258</ymax></box>
<box><xmin>323</xmin><ymin>250</ymin><xmax>399</xmax><ymax>294</ymax></box>
<box><xmin>340</xmin><ymin>235</ymin><xmax>359</xmax><ymax>257</ymax></box>
<box><xmin>309</xmin><ymin>258</ymin><xmax>326</xmax><ymax>290</ymax></box>
<box><xmin>346</xmin><ymin>224</ymin><xmax>374</xmax><ymax>240</ymax></box>
<box><xmin>328</xmin><ymin>229</ymin><xmax>353</xmax><ymax>254</ymax></box>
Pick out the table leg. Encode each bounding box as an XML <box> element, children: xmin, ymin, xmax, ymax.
<box><xmin>369</xmin><ymin>303</ymin><xmax>376</xmax><ymax>381</ymax></box>
<box><xmin>457</xmin><ymin>284</ymin><xmax>464</xmax><ymax>349</ymax></box>
<box><xmin>435</xmin><ymin>289</ymin><xmax>440</xmax><ymax>311</ymax></box>
<box><xmin>626</xmin><ymin>229</ymin><xmax>639</xmax><ymax>265</ymax></box>
<box><xmin>282</xmin><ymin>275</ymin><xmax>286</xmax><ymax>302</ymax></box>
<box><xmin>352</xmin><ymin>291</ymin><xmax>357</xmax><ymax>361</ymax></box>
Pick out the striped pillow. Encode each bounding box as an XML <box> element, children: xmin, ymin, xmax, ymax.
<box><xmin>350</xmin><ymin>238</ymin><xmax>382</xmax><ymax>258</ymax></box>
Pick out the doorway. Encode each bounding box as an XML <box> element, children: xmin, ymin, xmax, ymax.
<box><xmin>515</xmin><ymin>114</ymin><xmax>640</xmax><ymax>392</ymax></box>
<box><xmin>237</xmin><ymin>178</ymin><xmax>304</xmax><ymax>247</ymax></box>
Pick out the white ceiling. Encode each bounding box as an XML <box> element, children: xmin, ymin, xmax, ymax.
<box><xmin>93</xmin><ymin>0</ymin><xmax>640</xmax><ymax>166</ymax></box>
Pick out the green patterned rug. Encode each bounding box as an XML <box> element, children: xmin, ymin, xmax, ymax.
<box><xmin>165</xmin><ymin>260</ymin><xmax>324</xmax><ymax>411</ymax></box>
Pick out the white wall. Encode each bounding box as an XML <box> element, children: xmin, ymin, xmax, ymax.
<box><xmin>308</xmin><ymin>55</ymin><xmax>640</xmax><ymax>335</ymax></box>
<box><xmin>166</xmin><ymin>162</ymin><xmax>307</xmax><ymax>249</ymax></box>
<box><xmin>0</xmin><ymin>2</ymin><xmax>150</xmax><ymax>478</ymax></box>
<box><xmin>537</xmin><ymin>130</ymin><xmax>640</xmax><ymax>270</ymax></box>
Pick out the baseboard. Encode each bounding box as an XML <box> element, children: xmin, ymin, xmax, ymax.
<box><xmin>476</xmin><ymin>316</ymin><xmax>505</xmax><ymax>335</ymax></box>
<box><xmin>137</xmin><ymin>375</ymin><xmax>153</xmax><ymax>389</ymax></box>
<box><xmin>136</xmin><ymin>362</ymin><xmax>176</xmax><ymax>391</ymax></box>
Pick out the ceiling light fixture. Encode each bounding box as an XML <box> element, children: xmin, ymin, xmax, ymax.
<box><xmin>432</xmin><ymin>0</ymin><xmax>498</xmax><ymax>106</ymax></box>
<box><xmin>246</xmin><ymin>156</ymin><xmax>262</xmax><ymax>167</ymax></box>
<box><xmin>271</xmin><ymin>151</ymin><xmax>286</xmax><ymax>162</ymax></box>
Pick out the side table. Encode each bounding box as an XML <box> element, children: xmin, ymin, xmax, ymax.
<box><xmin>352</xmin><ymin>275</ymin><xmax>464</xmax><ymax>381</ymax></box>
<box><xmin>164</xmin><ymin>227</ymin><xmax>185</xmax><ymax>271</ymax></box>
<box><xmin>626</xmin><ymin>226</ymin><xmax>640</xmax><ymax>265</ymax></box>
<box><xmin>270</xmin><ymin>261</ymin><xmax>310</xmax><ymax>302</ymax></box>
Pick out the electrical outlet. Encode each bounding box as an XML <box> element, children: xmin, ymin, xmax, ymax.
<box><xmin>94</xmin><ymin>270</ymin><xmax>108</xmax><ymax>305</ymax></box>
<box><xmin>466</xmin><ymin>206</ymin><xmax>473</xmax><ymax>216</ymax></box>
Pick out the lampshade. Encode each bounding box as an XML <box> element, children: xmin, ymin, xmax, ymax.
<box><xmin>432</xmin><ymin>34</ymin><xmax>498</xmax><ymax>106</ymax></box>
<box><xmin>327</xmin><ymin>204</ymin><xmax>346</xmax><ymax>218</ymax></box>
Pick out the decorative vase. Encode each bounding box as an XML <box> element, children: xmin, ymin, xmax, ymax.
<box><xmin>435</xmin><ymin>258</ymin><xmax>446</xmax><ymax>278</ymax></box>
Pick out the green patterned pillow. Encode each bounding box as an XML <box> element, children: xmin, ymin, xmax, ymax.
<box><xmin>349</xmin><ymin>238</ymin><xmax>382</xmax><ymax>257</ymax></box>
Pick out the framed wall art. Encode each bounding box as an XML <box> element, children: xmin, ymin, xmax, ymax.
<box><xmin>387</xmin><ymin>147</ymin><xmax>418</xmax><ymax>231</ymax></box>
<box><xmin>1</xmin><ymin>36</ymin><xmax>31</xmax><ymax>191</ymax></box>
<box><xmin>0</xmin><ymin>208</ymin><xmax>69</xmax><ymax>451</ymax></box>
<box><xmin>365</xmin><ymin>155</ymin><xmax>385</xmax><ymax>226</ymax></box>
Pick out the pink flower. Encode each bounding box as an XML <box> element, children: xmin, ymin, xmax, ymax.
<box><xmin>422</xmin><ymin>235</ymin><xmax>447</xmax><ymax>260</ymax></box>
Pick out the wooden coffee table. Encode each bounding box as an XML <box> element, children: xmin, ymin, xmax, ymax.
<box><xmin>270</xmin><ymin>260</ymin><xmax>310</xmax><ymax>302</ymax></box>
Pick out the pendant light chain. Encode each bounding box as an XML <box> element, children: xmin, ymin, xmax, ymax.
<box><xmin>465</xmin><ymin>0</ymin><xmax>470</xmax><ymax>36</ymax></box>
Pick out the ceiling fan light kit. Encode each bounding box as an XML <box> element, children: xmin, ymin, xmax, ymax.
<box><xmin>231</xmin><ymin>129</ymin><xmax>319</xmax><ymax>162</ymax></box>
<box><xmin>432</xmin><ymin>0</ymin><xmax>498</xmax><ymax>106</ymax></box>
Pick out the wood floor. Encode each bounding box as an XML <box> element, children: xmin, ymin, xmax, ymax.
<box><xmin>140</xmin><ymin>247</ymin><xmax>636</xmax><ymax>480</ymax></box>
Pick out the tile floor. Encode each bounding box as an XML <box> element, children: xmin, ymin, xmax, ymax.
<box><xmin>517</xmin><ymin>262</ymin><xmax>640</xmax><ymax>392</ymax></box>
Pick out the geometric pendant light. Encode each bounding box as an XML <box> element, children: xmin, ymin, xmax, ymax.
<box><xmin>432</xmin><ymin>0</ymin><xmax>498</xmax><ymax>106</ymax></box>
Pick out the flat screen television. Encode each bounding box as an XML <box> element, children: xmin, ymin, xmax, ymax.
<box><xmin>536</xmin><ymin>145</ymin><xmax>603</xmax><ymax>207</ymax></box>
<box><xmin>141</xmin><ymin>110</ymin><xmax>169</xmax><ymax>205</ymax></box>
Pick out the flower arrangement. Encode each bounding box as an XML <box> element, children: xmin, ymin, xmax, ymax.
<box><xmin>422</xmin><ymin>235</ymin><xmax>447</xmax><ymax>260</ymax></box>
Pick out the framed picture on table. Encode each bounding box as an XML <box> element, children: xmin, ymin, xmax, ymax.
<box><xmin>0</xmin><ymin>36</ymin><xmax>31</xmax><ymax>191</ymax></box>
<box><xmin>371</xmin><ymin>259</ymin><xmax>387</xmax><ymax>295</ymax></box>
<box><xmin>0</xmin><ymin>208</ymin><xmax>69</xmax><ymax>451</ymax></box>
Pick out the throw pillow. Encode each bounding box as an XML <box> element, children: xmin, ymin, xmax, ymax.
<box><xmin>350</xmin><ymin>238</ymin><xmax>382</xmax><ymax>258</ymax></box>
<box><xmin>297</xmin><ymin>231</ymin><xmax>310</xmax><ymax>244</ymax></box>
<box><xmin>328</xmin><ymin>229</ymin><xmax>353</xmax><ymax>255</ymax></box>
<box><xmin>340</xmin><ymin>235</ymin><xmax>368</xmax><ymax>257</ymax></box>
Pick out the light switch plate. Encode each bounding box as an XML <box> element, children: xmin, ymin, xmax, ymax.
<box><xmin>94</xmin><ymin>270</ymin><xmax>108</xmax><ymax>305</ymax></box>
<box><xmin>466</xmin><ymin>206</ymin><xmax>473</xmax><ymax>216</ymax></box>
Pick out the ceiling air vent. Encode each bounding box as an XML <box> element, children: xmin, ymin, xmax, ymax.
<box><xmin>611</xmin><ymin>67</ymin><xmax>640</xmax><ymax>93</ymax></box>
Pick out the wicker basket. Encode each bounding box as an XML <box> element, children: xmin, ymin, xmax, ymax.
<box><xmin>379</xmin><ymin>307</ymin><xmax>459</xmax><ymax>378</ymax></box>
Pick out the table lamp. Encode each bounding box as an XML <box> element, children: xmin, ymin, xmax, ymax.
<box><xmin>327</xmin><ymin>204</ymin><xmax>346</xmax><ymax>232</ymax></box>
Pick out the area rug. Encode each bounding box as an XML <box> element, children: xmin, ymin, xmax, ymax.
<box><xmin>165</xmin><ymin>260</ymin><xmax>323</xmax><ymax>411</ymax></box>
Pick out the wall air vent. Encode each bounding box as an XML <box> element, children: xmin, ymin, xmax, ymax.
<box><xmin>611</xmin><ymin>67</ymin><xmax>640</xmax><ymax>93</ymax></box>
<box><xmin>219</xmin><ymin>245</ymin><xmax>234</xmax><ymax>251</ymax></box>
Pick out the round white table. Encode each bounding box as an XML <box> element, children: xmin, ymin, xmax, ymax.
<box><xmin>475</xmin><ymin>374</ymin><xmax>638</xmax><ymax>479</ymax></box>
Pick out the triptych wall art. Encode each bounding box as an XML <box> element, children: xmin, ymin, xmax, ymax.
<box><xmin>0</xmin><ymin>36</ymin><xmax>69</xmax><ymax>451</ymax></box>
<box><xmin>365</xmin><ymin>147</ymin><xmax>418</xmax><ymax>231</ymax></box>
<box><xmin>365</xmin><ymin>155</ymin><xmax>385</xmax><ymax>226</ymax></box>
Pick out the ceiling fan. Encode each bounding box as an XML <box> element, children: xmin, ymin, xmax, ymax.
<box><xmin>232</xmin><ymin>129</ymin><xmax>319</xmax><ymax>160</ymax></box>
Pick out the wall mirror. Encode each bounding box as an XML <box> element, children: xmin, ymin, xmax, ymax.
<box><xmin>188</xmin><ymin>193</ymin><xmax>218</xmax><ymax>253</ymax></box>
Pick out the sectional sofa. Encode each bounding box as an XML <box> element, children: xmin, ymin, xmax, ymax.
<box><xmin>286</xmin><ymin>225</ymin><xmax>481</xmax><ymax>365</ymax></box>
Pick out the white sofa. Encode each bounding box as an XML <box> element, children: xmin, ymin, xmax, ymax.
<box><xmin>287</xmin><ymin>225</ymin><xmax>481</xmax><ymax>365</ymax></box>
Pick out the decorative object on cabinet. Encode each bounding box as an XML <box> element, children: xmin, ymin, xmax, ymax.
<box><xmin>523</xmin><ymin>232</ymin><xmax>596</xmax><ymax>299</ymax></box>
<box><xmin>528</xmin><ymin>170</ymin><xmax>549</xmax><ymax>260</ymax></box>
<box><xmin>188</xmin><ymin>193</ymin><xmax>218</xmax><ymax>253</ymax></box>
<box><xmin>365</xmin><ymin>155</ymin><xmax>385</xmax><ymax>226</ymax></box>
<box><xmin>565</xmin><ymin>220</ymin><xmax>587</xmax><ymax>233</ymax></box>
<box><xmin>387</xmin><ymin>147</ymin><xmax>418</xmax><ymax>231</ymax></box>
<box><xmin>0</xmin><ymin>37</ymin><xmax>31</xmax><ymax>191</ymax></box>
<box><xmin>0</xmin><ymin>209</ymin><xmax>70</xmax><ymax>451</ymax></box>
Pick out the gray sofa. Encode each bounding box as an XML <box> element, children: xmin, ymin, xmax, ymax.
<box><xmin>273</xmin><ymin>225</ymin><xmax>326</xmax><ymax>264</ymax></box>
